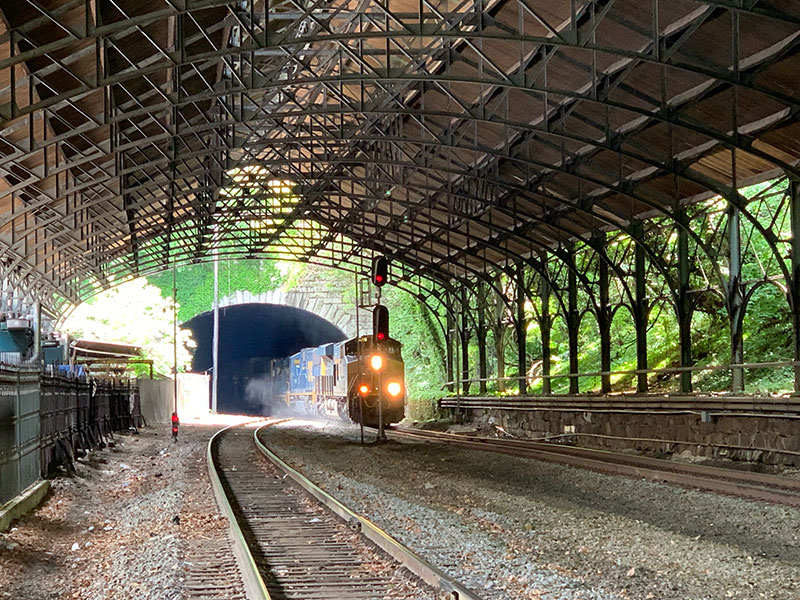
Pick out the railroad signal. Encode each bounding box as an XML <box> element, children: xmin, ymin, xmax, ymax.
<box><xmin>372</xmin><ymin>256</ymin><xmax>388</xmax><ymax>287</ymax></box>
<box><xmin>373</xmin><ymin>305</ymin><xmax>389</xmax><ymax>341</ymax></box>
<box><xmin>171</xmin><ymin>412</ymin><xmax>179</xmax><ymax>441</ymax></box>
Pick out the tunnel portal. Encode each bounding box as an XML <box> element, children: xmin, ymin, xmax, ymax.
<box><xmin>183</xmin><ymin>303</ymin><xmax>346</xmax><ymax>415</ymax></box>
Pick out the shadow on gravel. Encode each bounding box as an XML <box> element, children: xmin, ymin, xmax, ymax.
<box><xmin>270</xmin><ymin>424</ymin><xmax>800</xmax><ymax>567</ymax></box>
<box><xmin>12</xmin><ymin>512</ymin><xmax>82</xmax><ymax>538</ymax></box>
<box><xmin>0</xmin><ymin>539</ymin><xmax>62</xmax><ymax>571</ymax></box>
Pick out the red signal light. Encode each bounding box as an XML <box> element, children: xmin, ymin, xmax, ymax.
<box><xmin>373</xmin><ymin>305</ymin><xmax>389</xmax><ymax>342</ymax></box>
<box><xmin>372</xmin><ymin>256</ymin><xmax>388</xmax><ymax>287</ymax></box>
<box><xmin>171</xmin><ymin>412</ymin><xmax>179</xmax><ymax>439</ymax></box>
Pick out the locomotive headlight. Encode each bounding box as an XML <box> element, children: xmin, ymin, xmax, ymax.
<box><xmin>369</xmin><ymin>354</ymin><xmax>384</xmax><ymax>371</ymax></box>
<box><xmin>358</xmin><ymin>383</ymin><xmax>370</xmax><ymax>395</ymax></box>
<box><xmin>387</xmin><ymin>381</ymin><xmax>402</xmax><ymax>397</ymax></box>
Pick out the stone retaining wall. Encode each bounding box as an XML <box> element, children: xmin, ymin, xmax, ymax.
<box><xmin>468</xmin><ymin>408</ymin><xmax>800</xmax><ymax>467</ymax></box>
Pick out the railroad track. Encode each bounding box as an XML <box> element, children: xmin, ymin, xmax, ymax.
<box><xmin>384</xmin><ymin>426</ymin><xmax>800</xmax><ymax>508</ymax></box>
<box><xmin>180</xmin><ymin>453</ymin><xmax>249</xmax><ymax>600</ymax></box>
<box><xmin>207</xmin><ymin>420</ymin><xmax>482</xmax><ymax>600</ymax></box>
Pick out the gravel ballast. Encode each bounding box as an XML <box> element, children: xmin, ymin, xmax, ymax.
<box><xmin>0</xmin><ymin>424</ymin><xmax>247</xmax><ymax>600</ymax></box>
<box><xmin>259</xmin><ymin>419</ymin><xmax>800</xmax><ymax>600</ymax></box>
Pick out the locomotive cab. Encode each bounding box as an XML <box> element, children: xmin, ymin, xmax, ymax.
<box><xmin>343</xmin><ymin>335</ymin><xmax>405</xmax><ymax>427</ymax></box>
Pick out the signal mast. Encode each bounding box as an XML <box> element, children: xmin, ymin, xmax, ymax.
<box><xmin>371</xmin><ymin>255</ymin><xmax>389</xmax><ymax>441</ymax></box>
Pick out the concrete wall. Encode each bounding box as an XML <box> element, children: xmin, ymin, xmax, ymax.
<box><xmin>139</xmin><ymin>379</ymin><xmax>172</xmax><ymax>425</ymax></box>
<box><xmin>468</xmin><ymin>408</ymin><xmax>800</xmax><ymax>467</ymax></box>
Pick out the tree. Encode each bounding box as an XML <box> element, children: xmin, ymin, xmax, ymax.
<box><xmin>62</xmin><ymin>279</ymin><xmax>195</xmax><ymax>376</ymax></box>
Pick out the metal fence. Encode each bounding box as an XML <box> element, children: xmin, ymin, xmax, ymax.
<box><xmin>0</xmin><ymin>367</ymin><xmax>43</xmax><ymax>506</ymax></box>
<box><xmin>1</xmin><ymin>366</ymin><xmax>140</xmax><ymax>506</ymax></box>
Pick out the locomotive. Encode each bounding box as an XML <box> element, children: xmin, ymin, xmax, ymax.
<box><xmin>272</xmin><ymin>334</ymin><xmax>406</xmax><ymax>427</ymax></box>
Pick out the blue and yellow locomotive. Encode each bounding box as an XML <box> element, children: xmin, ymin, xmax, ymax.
<box><xmin>281</xmin><ymin>334</ymin><xmax>405</xmax><ymax>427</ymax></box>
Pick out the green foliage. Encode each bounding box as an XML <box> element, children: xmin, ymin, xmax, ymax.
<box><xmin>147</xmin><ymin>259</ymin><xmax>283</xmax><ymax>322</ymax></box>
<box><xmin>380</xmin><ymin>287</ymin><xmax>446</xmax><ymax>420</ymax></box>
<box><xmin>440</xmin><ymin>179</ymin><xmax>796</xmax><ymax>397</ymax></box>
<box><xmin>62</xmin><ymin>279</ymin><xmax>195</xmax><ymax>377</ymax></box>
<box><xmin>280</xmin><ymin>262</ymin><xmax>307</xmax><ymax>292</ymax></box>
<box><xmin>742</xmin><ymin>283</ymin><xmax>793</xmax><ymax>393</ymax></box>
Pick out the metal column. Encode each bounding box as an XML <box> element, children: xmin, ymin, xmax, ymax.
<box><xmin>493</xmin><ymin>280</ymin><xmax>506</xmax><ymax>393</ymax></box>
<box><xmin>477</xmin><ymin>284</ymin><xmax>488</xmax><ymax>394</ymax></box>
<box><xmin>445</xmin><ymin>293</ymin><xmax>455</xmax><ymax>393</ymax></box>
<box><xmin>32</xmin><ymin>301</ymin><xmax>41</xmax><ymax>367</ymax></box>
<box><xmin>460</xmin><ymin>288</ymin><xmax>470</xmax><ymax>395</ymax></box>
<box><xmin>516</xmin><ymin>264</ymin><xmax>527</xmax><ymax>395</ymax></box>
<box><xmin>596</xmin><ymin>235</ymin><xmax>612</xmax><ymax>393</ymax></box>
<box><xmin>677</xmin><ymin>220</ymin><xmax>693</xmax><ymax>393</ymax></box>
<box><xmin>728</xmin><ymin>203</ymin><xmax>745</xmax><ymax>392</ymax></box>
<box><xmin>634</xmin><ymin>233</ymin><xmax>649</xmax><ymax>393</ymax></box>
<box><xmin>790</xmin><ymin>179</ymin><xmax>800</xmax><ymax>392</ymax></box>
<box><xmin>211</xmin><ymin>248</ymin><xmax>219</xmax><ymax>414</ymax></box>
<box><xmin>539</xmin><ymin>275</ymin><xmax>552</xmax><ymax>395</ymax></box>
<box><xmin>567</xmin><ymin>248</ymin><xmax>579</xmax><ymax>394</ymax></box>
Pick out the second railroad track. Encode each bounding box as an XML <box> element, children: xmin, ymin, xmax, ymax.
<box><xmin>382</xmin><ymin>425</ymin><xmax>800</xmax><ymax>508</ymax></box>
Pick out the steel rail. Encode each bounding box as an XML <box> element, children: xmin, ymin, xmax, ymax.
<box><xmin>206</xmin><ymin>421</ymin><xmax>272</xmax><ymax>600</ymax></box>
<box><xmin>438</xmin><ymin>396</ymin><xmax>800</xmax><ymax>414</ymax></box>
<box><xmin>253</xmin><ymin>422</ymin><xmax>484</xmax><ymax>600</ymax></box>
<box><xmin>384</xmin><ymin>426</ymin><xmax>800</xmax><ymax>508</ymax></box>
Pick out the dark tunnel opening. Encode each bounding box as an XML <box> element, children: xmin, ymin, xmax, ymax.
<box><xmin>183</xmin><ymin>303</ymin><xmax>346</xmax><ymax>415</ymax></box>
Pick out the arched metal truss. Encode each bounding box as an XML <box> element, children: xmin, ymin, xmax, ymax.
<box><xmin>1</xmin><ymin>0</ymin><xmax>800</xmax><ymax>393</ymax></box>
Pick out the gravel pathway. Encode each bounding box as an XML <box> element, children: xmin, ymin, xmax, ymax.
<box><xmin>259</xmin><ymin>419</ymin><xmax>800</xmax><ymax>600</ymax></box>
<box><xmin>0</xmin><ymin>424</ymin><xmax>246</xmax><ymax>600</ymax></box>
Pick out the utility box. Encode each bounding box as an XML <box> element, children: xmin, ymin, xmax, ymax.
<box><xmin>0</xmin><ymin>321</ymin><xmax>33</xmax><ymax>363</ymax></box>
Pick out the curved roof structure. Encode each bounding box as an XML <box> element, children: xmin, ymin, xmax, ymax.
<box><xmin>1</xmin><ymin>0</ymin><xmax>800</xmax><ymax>313</ymax></box>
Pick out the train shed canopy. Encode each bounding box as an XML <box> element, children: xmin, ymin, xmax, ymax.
<box><xmin>1</xmin><ymin>0</ymin><xmax>800</xmax><ymax>312</ymax></box>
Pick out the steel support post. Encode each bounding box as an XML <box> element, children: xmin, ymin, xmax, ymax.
<box><xmin>172</xmin><ymin>264</ymin><xmax>178</xmax><ymax>415</ymax></box>
<box><xmin>567</xmin><ymin>248</ymin><xmax>580</xmax><ymax>394</ymax></box>
<box><xmin>634</xmin><ymin>233</ymin><xmax>649</xmax><ymax>393</ymax></box>
<box><xmin>727</xmin><ymin>203</ymin><xmax>745</xmax><ymax>392</ymax></box>
<box><xmin>677</xmin><ymin>220</ymin><xmax>693</xmax><ymax>393</ymax></box>
<box><xmin>445</xmin><ymin>293</ymin><xmax>455</xmax><ymax>393</ymax></box>
<box><xmin>460</xmin><ymin>288</ymin><xmax>470</xmax><ymax>396</ymax></box>
<box><xmin>539</xmin><ymin>275</ymin><xmax>552</xmax><ymax>395</ymax></box>
<box><xmin>516</xmin><ymin>264</ymin><xmax>527</xmax><ymax>395</ymax></box>
<box><xmin>791</xmin><ymin>179</ymin><xmax>800</xmax><ymax>393</ymax></box>
<box><xmin>596</xmin><ymin>235</ymin><xmax>612</xmax><ymax>393</ymax></box>
<box><xmin>32</xmin><ymin>300</ymin><xmax>41</xmax><ymax>366</ymax></box>
<box><xmin>212</xmin><ymin>244</ymin><xmax>219</xmax><ymax>414</ymax></box>
<box><xmin>477</xmin><ymin>285</ymin><xmax>488</xmax><ymax>394</ymax></box>
<box><xmin>493</xmin><ymin>279</ymin><xmax>506</xmax><ymax>393</ymax></box>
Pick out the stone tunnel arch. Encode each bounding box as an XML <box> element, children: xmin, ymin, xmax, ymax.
<box><xmin>183</xmin><ymin>303</ymin><xmax>347</xmax><ymax>415</ymax></box>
